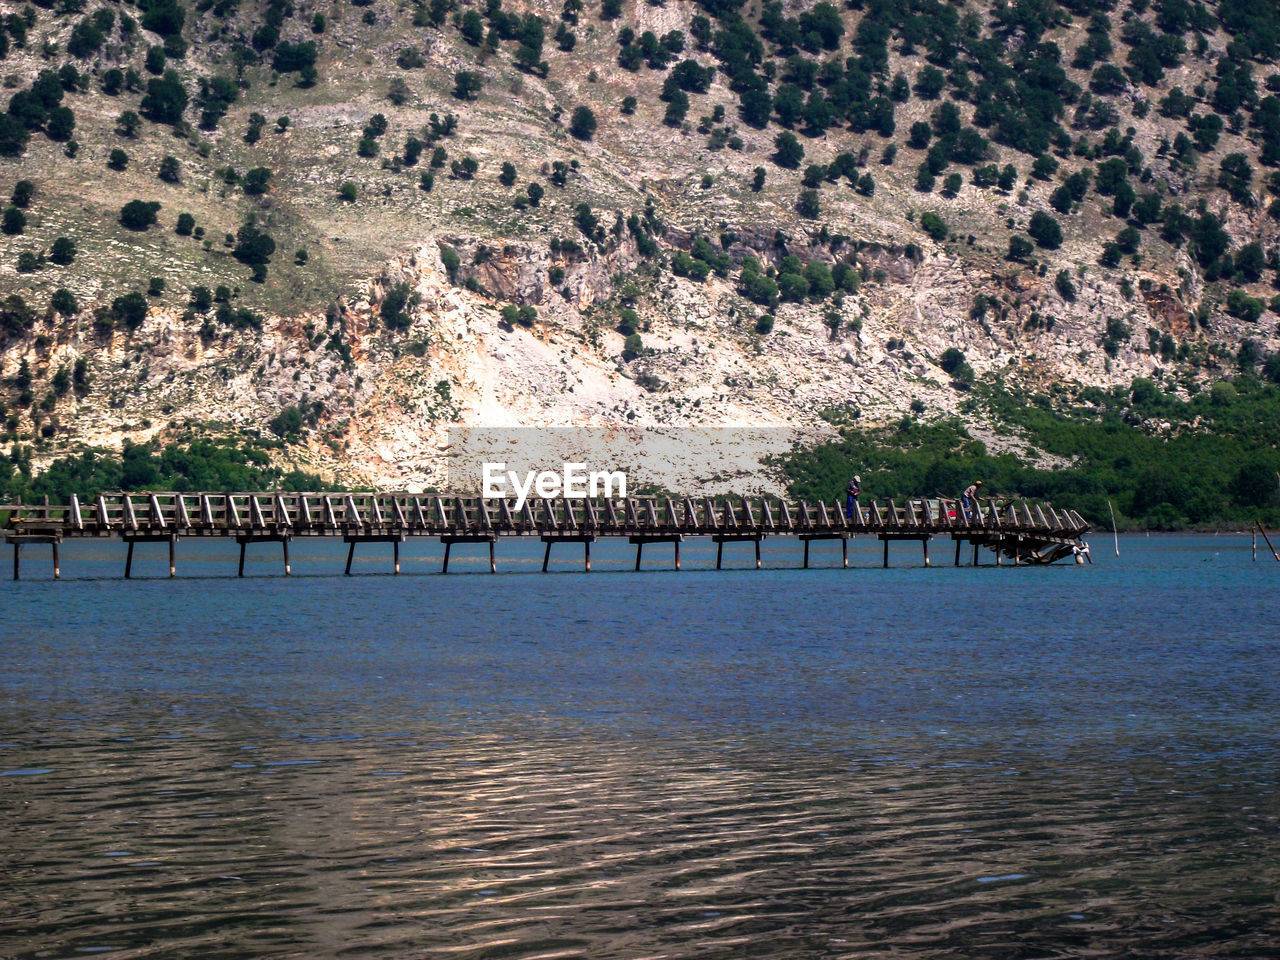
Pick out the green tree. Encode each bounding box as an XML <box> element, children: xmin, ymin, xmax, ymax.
<box><xmin>920</xmin><ymin>211</ymin><xmax>948</xmax><ymax>242</ymax></box>
<box><xmin>774</xmin><ymin>131</ymin><xmax>804</xmax><ymax>168</ymax></box>
<box><xmin>119</xmin><ymin>200</ymin><xmax>160</xmax><ymax>231</ymax></box>
<box><xmin>49</xmin><ymin>236</ymin><xmax>76</xmax><ymax>265</ymax></box>
<box><xmin>1028</xmin><ymin>211</ymin><xmax>1063</xmax><ymax>249</ymax></box>
<box><xmin>569</xmin><ymin>105</ymin><xmax>597</xmax><ymax>140</ymax></box>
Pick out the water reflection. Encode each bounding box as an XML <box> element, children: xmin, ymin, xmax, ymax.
<box><xmin>2</xmin><ymin>535</ymin><xmax>1278</xmax><ymax>957</ymax></box>
<box><xmin>3</xmin><ymin>713</ymin><xmax>1277</xmax><ymax>959</ymax></box>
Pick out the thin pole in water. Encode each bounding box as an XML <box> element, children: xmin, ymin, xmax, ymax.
<box><xmin>1107</xmin><ymin>500</ymin><xmax>1120</xmax><ymax>557</ymax></box>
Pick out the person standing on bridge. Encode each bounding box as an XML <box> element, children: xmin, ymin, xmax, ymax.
<box><xmin>845</xmin><ymin>475</ymin><xmax>862</xmax><ymax>523</ymax></box>
<box><xmin>961</xmin><ymin>480</ymin><xmax>984</xmax><ymax>521</ymax></box>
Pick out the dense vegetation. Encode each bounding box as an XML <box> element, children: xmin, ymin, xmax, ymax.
<box><xmin>0</xmin><ymin>438</ymin><xmax>323</xmax><ymax>503</ymax></box>
<box><xmin>785</xmin><ymin>374</ymin><xmax>1280</xmax><ymax>531</ymax></box>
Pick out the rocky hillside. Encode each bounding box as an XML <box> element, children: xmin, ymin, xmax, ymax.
<box><xmin>1</xmin><ymin>0</ymin><xmax>1279</xmax><ymax>491</ymax></box>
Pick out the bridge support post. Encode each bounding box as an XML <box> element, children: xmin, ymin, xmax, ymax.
<box><xmin>713</xmin><ymin>534</ymin><xmax>763</xmax><ymax>570</ymax></box>
<box><xmin>1015</xmin><ymin>535</ymin><xmax>1022</xmax><ymax>566</ymax></box>
<box><xmin>973</xmin><ymin>543</ymin><xmax>979</xmax><ymax>566</ymax></box>
<box><xmin>541</xmin><ymin>535</ymin><xmax>595</xmax><ymax>573</ymax></box>
<box><xmin>799</xmin><ymin>534</ymin><xmax>844</xmax><ymax>569</ymax></box>
<box><xmin>52</xmin><ymin>540</ymin><xmax>60</xmax><ymax>580</ymax></box>
<box><xmin>169</xmin><ymin>536</ymin><xmax>175</xmax><ymax>578</ymax></box>
<box><xmin>716</xmin><ymin>540</ymin><xmax>723</xmax><ymax>570</ymax></box>
<box><xmin>126</xmin><ymin>541</ymin><xmax>135</xmax><ymax>579</ymax></box>
<box><xmin>342</xmin><ymin>534</ymin><xmax>404</xmax><ymax>576</ymax></box>
<box><xmin>883</xmin><ymin>538</ymin><xmax>889</xmax><ymax>568</ymax></box>
<box><xmin>630</xmin><ymin>535</ymin><xmax>681</xmax><ymax>571</ymax></box>
<box><xmin>11</xmin><ymin>542</ymin><xmax>17</xmax><ymax>581</ymax></box>
<box><xmin>235</xmin><ymin>533</ymin><xmax>292</xmax><ymax>577</ymax></box>
<box><xmin>238</xmin><ymin>540</ymin><xmax>245</xmax><ymax>578</ymax></box>
<box><xmin>440</xmin><ymin>535</ymin><xmax>497</xmax><ymax>574</ymax></box>
<box><xmin>954</xmin><ymin>539</ymin><xmax>961</xmax><ymax>566</ymax></box>
<box><xmin>922</xmin><ymin>539</ymin><xmax>930</xmax><ymax>567</ymax></box>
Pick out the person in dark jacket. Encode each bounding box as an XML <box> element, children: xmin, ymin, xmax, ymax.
<box><xmin>846</xmin><ymin>475</ymin><xmax>862</xmax><ymax>522</ymax></box>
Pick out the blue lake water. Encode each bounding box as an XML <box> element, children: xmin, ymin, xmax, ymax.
<box><xmin>1</xmin><ymin>534</ymin><xmax>1278</xmax><ymax>958</ymax></box>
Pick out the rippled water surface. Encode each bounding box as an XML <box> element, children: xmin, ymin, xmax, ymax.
<box><xmin>2</xmin><ymin>534</ymin><xmax>1278</xmax><ymax>958</ymax></box>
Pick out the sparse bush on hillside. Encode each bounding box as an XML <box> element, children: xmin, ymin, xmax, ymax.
<box><xmin>49</xmin><ymin>237</ymin><xmax>76</xmax><ymax>265</ymax></box>
<box><xmin>919</xmin><ymin>212</ymin><xmax>948</xmax><ymax>242</ymax></box>
<box><xmin>1028</xmin><ymin>211</ymin><xmax>1063</xmax><ymax>249</ymax></box>
<box><xmin>569</xmin><ymin>105</ymin><xmax>596</xmax><ymax>140</ymax></box>
<box><xmin>119</xmin><ymin>200</ymin><xmax>160</xmax><ymax>231</ymax></box>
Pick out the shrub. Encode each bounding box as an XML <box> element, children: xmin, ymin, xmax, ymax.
<box><xmin>189</xmin><ymin>286</ymin><xmax>212</xmax><ymax>312</ymax></box>
<box><xmin>440</xmin><ymin>245</ymin><xmax>461</xmax><ymax>279</ymax></box>
<box><xmin>1008</xmin><ymin>235</ymin><xmax>1033</xmax><ymax>261</ymax></box>
<box><xmin>148</xmin><ymin>277</ymin><xmax>166</xmax><ymax>297</ymax></box>
<box><xmin>242</xmin><ymin>167</ymin><xmax>271</xmax><ymax>195</ymax></box>
<box><xmin>381</xmin><ymin>282</ymin><xmax>419</xmax><ymax>329</ymax></box>
<box><xmin>920</xmin><ymin>212</ymin><xmax>948</xmax><ymax>242</ymax></box>
<box><xmin>1226</xmin><ymin>289</ymin><xmax>1265</xmax><ymax>322</ymax></box>
<box><xmin>450</xmin><ymin>156</ymin><xmax>478</xmax><ymax>180</ymax></box>
<box><xmin>111</xmin><ymin>292</ymin><xmax>148</xmax><ymax>331</ymax></box>
<box><xmin>1028</xmin><ymin>211</ymin><xmax>1063</xmax><ymax>249</ymax></box>
<box><xmin>337</xmin><ymin>181</ymin><xmax>358</xmax><ymax>202</ymax></box>
<box><xmin>939</xmin><ymin>347</ymin><xmax>966</xmax><ymax>374</ymax></box>
<box><xmin>49</xmin><ymin>236</ymin><xmax>75</xmax><ymax>265</ymax></box>
<box><xmin>453</xmin><ymin>71</ymin><xmax>482</xmax><ymax>100</ymax></box>
<box><xmin>2</xmin><ymin>207</ymin><xmax>26</xmax><ymax>235</ymax></box>
<box><xmin>1055</xmin><ymin>270</ymin><xmax>1077</xmax><ymax>302</ymax></box>
<box><xmin>499</xmin><ymin>162</ymin><xmax>517</xmax><ymax>186</ymax></box>
<box><xmin>158</xmin><ymin>155</ymin><xmax>181</xmax><ymax>183</ymax></box>
<box><xmin>119</xmin><ymin>200</ymin><xmax>160</xmax><ymax>231</ymax></box>
<box><xmin>796</xmin><ymin>189</ymin><xmax>821</xmax><ymax>218</ymax></box>
<box><xmin>623</xmin><ymin>333</ymin><xmax>643</xmax><ymax>359</ymax></box>
<box><xmin>755</xmin><ymin>315</ymin><xmax>775</xmax><ymax>335</ymax></box>
<box><xmin>51</xmin><ymin>288</ymin><xmax>78</xmax><ymax>317</ymax></box>
<box><xmin>0</xmin><ymin>116</ymin><xmax>30</xmax><ymax>157</ymax></box>
<box><xmin>774</xmin><ymin>131</ymin><xmax>804</xmax><ymax>168</ymax></box>
<box><xmin>108</xmin><ymin>148</ymin><xmax>129</xmax><ymax>171</ymax></box>
<box><xmin>232</xmin><ymin>221</ymin><xmax>276</xmax><ymax>272</ymax></box>
<box><xmin>140</xmin><ymin>71</ymin><xmax>188</xmax><ymax>125</ymax></box>
<box><xmin>569</xmin><ymin>106</ymin><xmax>597</xmax><ymax>140</ymax></box>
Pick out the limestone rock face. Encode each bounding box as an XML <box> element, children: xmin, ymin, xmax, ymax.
<box><xmin>9</xmin><ymin>224</ymin><xmax>1270</xmax><ymax>493</ymax></box>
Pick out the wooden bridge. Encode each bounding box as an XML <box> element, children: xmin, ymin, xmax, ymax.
<box><xmin>3</xmin><ymin>492</ymin><xmax>1091</xmax><ymax>579</ymax></box>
